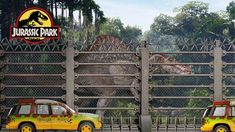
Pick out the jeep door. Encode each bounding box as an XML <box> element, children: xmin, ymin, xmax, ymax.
<box><xmin>50</xmin><ymin>104</ymin><xmax>75</xmax><ymax>130</ymax></box>
<box><xmin>228</xmin><ymin>106</ymin><xmax>235</xmax><ymax>131</ymax></box>
<box><xmin>34</xmin><ymin>104</ymin><xmax>51</xmax><ymax>129</ymax></box>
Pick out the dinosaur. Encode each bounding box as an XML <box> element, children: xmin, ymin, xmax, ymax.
<box><xmin>75</xmin><ymin>35</ymin><xmax>192</xmax><ymax>117</ymax></box>
<box><xmin>18</xmin><ymin>11</ymin><xmax>48</xmax><ymax>27</ymax></box>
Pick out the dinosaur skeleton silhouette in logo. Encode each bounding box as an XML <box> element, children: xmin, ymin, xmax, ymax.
<box><xmin>18</xmin><ymin>11</ymin><xmax>48</xmax><ymax>27</ymax></box>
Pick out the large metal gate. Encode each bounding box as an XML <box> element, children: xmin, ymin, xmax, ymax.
<box><xmin>0</xmin><ymin>36</ymin><xmax>235</xmax><ymax>132</ymax></box>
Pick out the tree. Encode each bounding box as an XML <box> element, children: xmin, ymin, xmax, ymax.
<box><xmin>121</xmin><ymin>26</ymin><xmax>142</xmax><ymax>48</ymax></box>
<box><xmin>174</xmin><ymin>1</ymin><xmax>209</xmax><ymax>38</ymax></box>
<box><xmin>148</xmin><ymin>0</ymin><xmax>231</xmax><ymax>40</ymax></box>
<box><xmin>150</xmin><ymin>14</ymin><xmax>175</xmax><ymax>35</ymax></box>
<box><xmin>147</xmin><ymin>1</ymin><xmax>211</xmax><ymax>38</ymax></box>
<box><xmin>68</xmin><ymin>0</ymin><xmax>106</xmax><ymax>43</ymax></box>
<box><xmin>0</xmin><ymin>0</ymin><xmax>29</xmax><ymax>38</ymax></box>
<box><xmin>174</xmin><ymin>1</ymin><xmax>209</xmax><ymax>17</ymax></box>
<box><xmin>227</xmin><ymin>1</ymin><xmax>235</xmax><ymax>20</ymax></box>
<box><xmin>99</xmin><ymin>18</ymin><xmax>142</xmax><ymax>48</ymax></box>
<box><xmin>199</xmin><ymin>12</ymin><xmax>228</xmax><ymax>39</ymax></box>
<box><xmin>0</xmin><ymin>0</ymin><xmax>106</xmax><ymax>43</ymax></box>
<box><xmin>99</xmin><ymin>18</ymin><xmax>125</xmax><ymax>37</ymax></box>
<box><xmin>226</xmin><ymin>2</ymin><xmax>235</xmax><ymax>39</ymax></box>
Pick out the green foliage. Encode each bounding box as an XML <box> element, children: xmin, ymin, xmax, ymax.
<box><xmin>123</xmin><ymin>26</ymin><xmax>141</xmax><ymax>35</ymax></box>
<box><xmin>173</xmin><ymin>1</ymin><xmax>209</xmax><ymax>37</ymax></box>
<box><xmin>121</xmin><ymin>25</ymin><xmax>142</xmax><ymax>45</ymax></box>
<box><xmin>148</xmin><ymin>0</ymin><xmax>234</xmax><ymax>40</ymax></box>
<box><xmin>105</xmin><ymin>99</ymin><xmax>137</xmax><ymax>117</ymax></box>
<box><xmin>174</xmin><ymin>1</ymin><xmax>209</xmax><ymax>16</ymax></box>
<box><xmin>227</xmin><ymin>1</ymin><xmax>235</xmax><ymax>20</ymax></box>
<box><xmin>59</xmin><ymin>19</ymin><xmax>78</xmax><ymax>41</ymax></box>
<box><xmin>99</xmin><ymin>18</ymin><xmax>142</xmax><ymax>48</ymax></box>
<box><xmin>99</xmin><ymin>18</ymin><xmax>125</xmax><ymax>37</ymax></box>
<box><xmin>150</xmin><ymin>14</ymin><xmax>175</xmax><ymax>35</ymax></box>
<box><xmin>186</xmin><ymin>89</ymin><xmax>211</xmax><ymax>117</ymax></box>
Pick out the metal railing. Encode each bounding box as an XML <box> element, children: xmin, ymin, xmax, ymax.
<box><xmin>0</xmin><ymin>117</ymin><xmax>201</xmax><ymax>132</ymax></box>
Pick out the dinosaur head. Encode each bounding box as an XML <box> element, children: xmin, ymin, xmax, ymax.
<box><xmin>150</xmin><ymin>54</ymin><xmax>192</xmax><ymax>74</ymax></box>
<box><xmin>29</xmin><ymin>11</ymin><xmax>48</xmax><ymax>25</ymax></box>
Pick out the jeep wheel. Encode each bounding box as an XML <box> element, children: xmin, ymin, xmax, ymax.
<box><xmin>19</xmin><ymin>123</ymin><xmax>35</xmax><ymax>132</ymax></box>
<box><xmin>214</xmin><ymin>125</ymin><xmax>229</xmax><ymax>132</ymax></box>
<box><xmin>79</xmin><ymin>122</ymin><xmax>94</xmax><ymax>132</ymax></box>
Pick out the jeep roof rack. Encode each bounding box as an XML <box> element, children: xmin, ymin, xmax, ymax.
<box><xmin>18</xmin><ymin>98</ymin><xmax>35</xmax><ymax>104</ymax></box>
<box><xmin>213</xmin><ymin>100</ymin><xmax>230</xmax><ymax>106</ymax></box>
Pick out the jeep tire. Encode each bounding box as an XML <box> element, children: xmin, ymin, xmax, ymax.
<box><xmin>214</xmin><ymin>125</ymin><xmax>230</xmax><ymax>132</ymax></box>
<box><xmin>79</xmin><ymin>122</ymin><xmax>94</xmax><ymax>132</ymax></box>
<box><xmin>19</xmin><ymin>123</ymin><xmax>35</xmax><ymax>132</ymax></box>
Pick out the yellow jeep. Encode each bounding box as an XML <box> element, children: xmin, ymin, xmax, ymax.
<box><xmin>6</xmin><ymin>99</ymin><xmax>102</xmax><ymax>132</ymax></box>
<box><xmin>201</xmin><ymin>100</ymin><xmax>235</xmax><ymax>132</ymax></box>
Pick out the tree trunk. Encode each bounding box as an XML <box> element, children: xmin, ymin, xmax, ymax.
<box><xmin>68</xmin><ymin>5</ymin><xmax>74</xmax><ymax>22</ymax></box>
<box><xmin>1</xmin><ymin>6</ymin><xmax>9</xmax><ymax>38</ymax></box>
<box><xmin>83</xmin><ymin>17</ymin><xmax>90</xmax><ymax>45</ymax></box>
<box><xmin>55</xmin><ymin>0</ymin><xmax>57</xmax><ymax>20</ymax></box>
<box><xmin>78</xmin><ymin>10</ymin><xmax>82</xmax><ymax>28</ymax></box>
<box><xmin>40</xmin><ymin>0</ymin><xmax>47</xmax><ymax>9</ymax></box>
<box><xmin>61</xmin><ymin>2</ymin><xmax>64</xmax><ymax>23</ymax></box>
<box><xmin>85</xmin><ymin>26</ymin><xmax>89</xmax><ymax>45</ymax></box>
<box><xmin>94</xmin><ymin>11</ymin><xmax>99</xmax><ymax>34</ymax></box>
<box><xmin>50</xmin><ymin>0</ymin><xmax>54</xmax><ymax>17</ymax></box>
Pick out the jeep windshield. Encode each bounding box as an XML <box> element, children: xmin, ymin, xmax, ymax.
<box><xmin>203</xmin><ymin>106</ymin><xmax>226</xmax><ymax>118</ymax></box>
<box><xmin>203</xmin><ymin>107</ymin><xmax>212</xmax><ymax>118</ymax></box>
<box><xmin>64</xmin><ymin>104</ymin><xmax>76</xmax><ymax>114</ymax></box>
<box><xmin>8</xmin><ymin>105</ymin><xmax>17</xmax><ymax>116</ymax></box>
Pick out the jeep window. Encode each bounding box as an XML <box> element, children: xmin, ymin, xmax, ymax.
<box><xmin>202</xmin><ymin>107</ymin><xmax>212</xmax><ymax>118</ymax></box>
<box><xmin>230</xmin><ymin>106</ymin><xmax>235</xmax><ymax>116</ymax></box>
<box><xmin>212</xmin><ymin>106</ymin><xmax>226</xmax><ymax>116</ymax></box>
<box><xmin>18</xmin><ymin>104</ymin><xmax>31</xmax><ymax>114</ymax></box>
<box><xmin>36</xmin><ymin>104</ymin><xmax>49</xmax><ymax>115</ymax></box>
<box><xmin>51</xmin><ymin>105</ymin><xmax>67</xmax><ymax>115</ymax></box>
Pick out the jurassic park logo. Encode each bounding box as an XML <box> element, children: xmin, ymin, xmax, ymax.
<box><xmin>10</xmin><ymin>7</ymin><xmax>60</xmax><ymax>44</ymax></box>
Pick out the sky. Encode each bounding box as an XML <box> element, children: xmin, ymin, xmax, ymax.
<box><xmin>94</xmin><ymin>0</ymin><xmax>234</xmax><ymax>32</ymax></box>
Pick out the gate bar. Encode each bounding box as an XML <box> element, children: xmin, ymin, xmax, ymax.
<box><xmin>150</xmin><ymin>63</ymin><xmax>210</xmax><ymax>65</ymax></box>
<box><xmin>151</xmin><ymin>85</ymin><xmax>212</xmax><ymax>88</ymax></box>
<box><xmin>212</xmin><ymin>40</ymin><xmax>223</xmax><ymax>101</ymax></box>
<box><xmin>150</xmin><ymin>51</ymin><xmax>210</xmax><ymax>54</ymax></box>
<box><xmin>3</xmin><ymin>85</ymin><xmax>62</xmax><ymax>88</ymax></box>
<box><xmin>4</xmin><ymin>51</ymin><xmax>63</xmax><ymax>54</ymax></box>
<box><xmin>139</xmin><ymin>42</ymin><xmax>152</xmax><ymax>132</ymax></box>
<box><xmin>65</xmin><ymin>41</ymin><xmax>75</xmax><ymax>109</ymax></box>
<box><xmin>151</xmin><ymin>74</ymin><xmax>211</xmax><ymax>77</ymax></box>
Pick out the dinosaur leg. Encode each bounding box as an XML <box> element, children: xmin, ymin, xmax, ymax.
<box><xmin>130</xmin><ymin>79</ymin><xmax>141</xmax><ymax>123</ymax></box>
<box><xmin>96</xmin><ymin>98</ymin><xmax>113</xmax><ymax>117</ymax></box>
<box><xmin>130</xmin><ymin>79</ymin><xmax>140</xmax><ymax>102</ymax></box>
<box><xmin>96</xmin><ymin>87</ymin><xmax>116</xmax><ymax>117</ymax></box>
